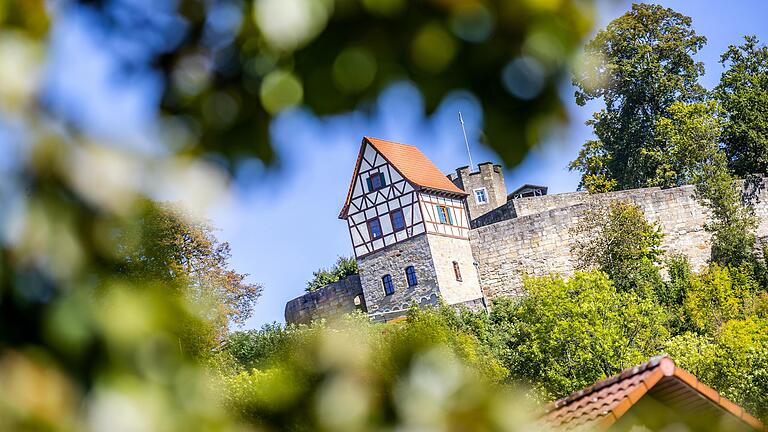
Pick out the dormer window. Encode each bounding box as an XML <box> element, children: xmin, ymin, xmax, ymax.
<box><xmin>366</xmin><ymin>172</ymin><xmax>387</xmax><ymax>192</ymax></box>
<box><xmin>474</xmin><ymin>188</ymin><xmax>488</xmax><ymax>205</ymax></box>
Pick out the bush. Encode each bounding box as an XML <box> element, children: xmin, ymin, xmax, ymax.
<box><xmin>491</xmin><ymin>271</ymin><xmax>669</xmax><ymax>400</ymax></box>
<box><xmin>306</xmin><ymin>256</ymin><xmax>358</xmax><ymax>292</ymax></box>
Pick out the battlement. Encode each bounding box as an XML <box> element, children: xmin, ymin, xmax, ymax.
<box><xmin>449</xmin><ymin>162</ymin><xmax>507</xmax><ymax>223</ymax></box>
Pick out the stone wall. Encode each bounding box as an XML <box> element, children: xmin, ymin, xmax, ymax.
<box><xmin>471</xmin><ymin>181</ymin><xmax>768</xmax><ymax>301</ymax></box>
<box><xmin>284</xmin><ymin>275</ymin><xmax>366</xmax><ymax>325</ymax></box>
<box><xmin>358</xmin><ymin>233</ymin><xmax>441</xmax><ymax>322</ymax></box>
<box><xmin>426</xmin><ymin>233</ymin><xmax>485</xmax><ymax>306</ymax></box>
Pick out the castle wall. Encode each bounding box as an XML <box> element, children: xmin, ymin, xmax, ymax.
<box><xmin>471</xmin><ymin>181</ymin><xmax>768</xmax><ymax>301</ymax></box>
<box><xmin>284</xmin><ymin>275</ymin><xmax>366</xmax><ymax>325</ymax></box>
<box><xmin>358</xmin><ymin>233</ymin><xmax>440</xmax><ymax>321</ymax></box>
<box><xmin>426</xmin><ymin>233</ymin><xmax>484</xmax><ymax>306</ymax></box>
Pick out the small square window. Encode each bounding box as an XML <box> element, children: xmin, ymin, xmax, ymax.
<box><xmin>366</xmin><ymin>172</ymin><xmax>386</xmax><ymax>192</ymax></box>
<box><xmin>368</xmin><ymin>218</ymin><xmax>382</xmax><ymax>239</ymax></box>
<box><xmin>390</xmin><ymin>209</ymin><xmax>406</xmax><ymax>232</ymax></box>
<box><xmin>474</xmin><ymin>188</ymin><xmax>488</xmax><ymax>205</ymax></box>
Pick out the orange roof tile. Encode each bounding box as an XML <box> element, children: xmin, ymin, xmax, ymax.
<box><xmin>365</xmin><ymin>137</ymin><xmax>466</xmax><ymax>195</ymax></box>
<box><xmin>541</xmin><ymin>356</ymin><xmax>766</xmax><ymax>431</ymax></box>
<box><xmin>339</xmin><ymin>137</ymin><xmax>466</xmax><ymax>219</ymax></box>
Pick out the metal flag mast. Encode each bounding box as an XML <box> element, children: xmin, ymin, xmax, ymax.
<box><xmin>458</xmin><ymin>110</ymin><xmax>474</xmax><ymax>169</ymax></box>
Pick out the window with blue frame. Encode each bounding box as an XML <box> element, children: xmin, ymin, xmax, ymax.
<box><xmin>390</xmin><ymin>209</ymin><xmax>406</xmax><ymax>232</ymax></box>
<box><xmin>368</xmin><ymin>218</ymin><xmax>382</xmax><ymax>239</ymax></box>
<box><xmin>382</xmin><ymin>274</ymin><xmax>394</xmax><ymax>295</ymax></box>
<box><xmin>405</xmin><ymin>266</ymin><xmax>418</xmax><ymax>287</ymax></box>
<box><xmin>366</xmin><ymin>172</ymin><xmax>386</xmax><ymax>192</ymax></box>
<box><xmin>436</xmin><ymin>205</ymin><xmax>454</xmax><ymax>225</ymax></box>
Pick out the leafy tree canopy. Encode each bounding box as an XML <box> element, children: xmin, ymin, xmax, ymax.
<box><xmin>653</xmin><ymin>101</ymin><xmax>725</xmax><ymax>187</ymax></box>
<box><xmin>716</xmin><ymin>35</ymin><xmax>768</xmax><ymax>177</ymax></box>
<box><xmin>571</xmin><ymin>200</ymin><xmax>664</xmax><ymax>295</ymax></box>
<box><xmin>114</xmin><ymin>201</ymin><xmax>263</xmax><ymax>338</ymax></box>
<box><xmin>490</xmin><ymin>271</ymin><xmax>669</xmax><ymax>400</ymax></box>
<box><xmin>571</xmin><ymin>3</ymin><xmax>707</xmax><ymax>191</ymax></box>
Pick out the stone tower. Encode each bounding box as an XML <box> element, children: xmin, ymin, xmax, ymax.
<box><xmin>449</xmin><ymin>162</ymin><xmax>507</xmax><ymax>225</ymax></box>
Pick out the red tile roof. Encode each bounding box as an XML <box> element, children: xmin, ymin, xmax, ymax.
<box><xmin>339</xmin><ymin>137</ymin><xmax>466</xmax><ymax>219</ymax></box>
<box><xmin>542</xmin><ymin>356</ymin><xmax>765</xmax><ymax>431</ymax></box>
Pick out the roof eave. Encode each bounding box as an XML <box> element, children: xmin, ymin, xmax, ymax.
<box><xmin>418</xmin><ymin>186</ymin><xmax>469</xmax><ymax>197</ymax></box>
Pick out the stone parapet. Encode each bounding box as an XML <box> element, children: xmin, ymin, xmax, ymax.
<box><xmin>284</xmin><ymin>274</ymin><xmax>365</xmax><ymax>325</ymax></box>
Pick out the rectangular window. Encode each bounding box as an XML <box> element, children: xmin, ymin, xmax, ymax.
<box><xmin>367</xmin><ymin>218</ymin><xmax>382</xmax><ymax>239</ymax></box>
<box><xmin>474</xmin><ymin>188</ymin><xmax>488</xmax><ymax>205</ymax></box>
<box><xmin>390</xmin><ymin>209</ymin><xmax>406</xmax><ymax>232</ymax></box>
<box><xmin>436</xmin><ymin>205</ymin><xmax>454</xmax><ymax>225</ymax></box>
<box><xmin>382</xmin><ymin>274</ymin><xmax>394</xmax><ymax>295</ymax></box>
<box><xmin>366</xmin><ymin>172</ymin><xmax>386</xmax><ymax>192</ymax></box>
<box><xmin>453</xmin><ymin>261</ymin><xmax>462</xmax><ymax>282</ymax></box>
<box><xmin>405</xmin><ymin>266</ymin><xmax>418</xmax><ymax>287</ymax></box>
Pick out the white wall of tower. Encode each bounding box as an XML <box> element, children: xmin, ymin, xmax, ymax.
<box><xmin>418</xmin><ymin>193</ymin><xmax>470</xmax><ymax>238</ymax></box>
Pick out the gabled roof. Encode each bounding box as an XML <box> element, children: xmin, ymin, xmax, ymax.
<box><xmin>542</xmin><ymin>356</ymin><xmax>765</xmax><ymax>431</ymax></box>
<box><xmin>339</xmin><ymin>137</ymin><xmax>467</xmax><ymax>219</ymax></box>
<box><xmin>509</xmin><ymin>184</ymin><xmax>548</xmax><ymax>197</ymax></box>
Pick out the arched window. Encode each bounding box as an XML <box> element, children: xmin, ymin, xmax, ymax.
<box><xmin>453</xmin><ymin>261</ymin><xmax>462</xmax><ymax>282</ymax></box>
<box><xmin>382</xmin><ymin>274</ymin><xmax>394</xmax><ymax>295</ymax></box>
<box><xmin>405</xmin><ymin>266</ymin><xmax>418</xmax><ymax>287</ymax></box>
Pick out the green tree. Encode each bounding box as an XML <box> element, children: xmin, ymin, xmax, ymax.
<box><xmin>682</xmin><ymin>264</ymin><xmax>756</xmax><ymax>335</ymax></box>
<box><xmin>571</xmin><ymin>3</ymin><xmax>707</xmax><ymax>191</ymax></box>
<box><xmin>694</xmin><ymin>148</ymin><xmax>760</xmax><ymax>269</ymax></box>
<box><xmin>666</xmin><ymin>317</ymin><xmax>768</xmax><ymax>421</ymax></box>
<box><xmin>653</xmin><ymin>100</ymin><xmax>763</xmax><ymax>273</ymax></box>
<box><xmin>571</xmin><ymin>201</ymin><xmax>664</xmax><ymax>295</ymax></box>
<box><xmin>116</xmin><ymin>201</ymin><xmax>263</xmax><ymax>338</ymax></box>
<box><xmin>219</xmin><ymin>308</ymin><xmax>521</xmax><ymax>430</ymax></box>
<box><xmin>306</xmin><ymin>256</ymin><xmax>358</xmax><ymax>292</ymax></box>
<box><xmin>493</xmin><ymin>271</ymin><xmax>669</xmax><ymax>400</ymax></box>
<box><xmin>716</xmin><ymin>35</ymin><xmax>768</xmax><ymax>177</ymax></box>
<box><xmin>653</xmin><ymin>101</ymin><xmax>725</xmax><ymax>187</ymax></box>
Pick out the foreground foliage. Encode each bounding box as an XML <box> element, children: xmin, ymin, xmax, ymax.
<box><xmin>219</xmin><ymin>310</ymin><xmax>531</xmax><ymax>431</ymax></box>
<box><xmin>0</xmin><ymin>0</ymin><xmax>598</xmax><ymax>429</ymax></box>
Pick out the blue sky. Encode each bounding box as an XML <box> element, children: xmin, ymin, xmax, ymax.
<box><xmin>39</xmin><ymin>0</ymin><xmax>768</xmax><ymax>328</ymax></box>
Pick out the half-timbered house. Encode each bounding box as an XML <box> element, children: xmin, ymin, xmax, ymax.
<box><xmin>338</xmin><ymin>137</ymin><xmax>485</xmax><ymax>320</ymax></box>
